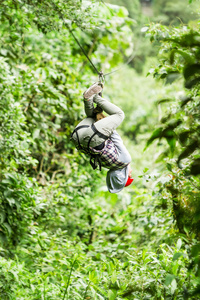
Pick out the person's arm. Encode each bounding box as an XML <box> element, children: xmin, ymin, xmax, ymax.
<box><xmin>84</xmin><ymin>98</ymin><xmax>95</xmax><ymax>117</ymax></box>
<box><xmin>111</xmin><ymin>131</ymin><xmax>132</xmax><ymax>164</ymax></box>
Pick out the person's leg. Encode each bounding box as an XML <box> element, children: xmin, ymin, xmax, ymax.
<box><xmin>93</xmin><ymin>94</ymin><xmax>124</xmax><ymax>137</ymax></box>
<box><xmin>84</xmin><ymin>98</ymin><xmax>95</xmax><ymax>118</ymax></box>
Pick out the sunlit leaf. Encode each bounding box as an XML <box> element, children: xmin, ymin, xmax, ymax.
<box><xmin>172</xmin><ymin>252</ymin><xmax>183</xmax><ymax>261</ymax></box>
<box><xmin>165</xmin><ymin>274</ymin><xmax>176</xmax><ymax>286</ymax></box>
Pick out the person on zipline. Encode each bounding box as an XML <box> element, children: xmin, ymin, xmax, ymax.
<box><xmin>71</xmin><ymin>82</ymin><xmax>133</xmax><ymax>193</ymax></box>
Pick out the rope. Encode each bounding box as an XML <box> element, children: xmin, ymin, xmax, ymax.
<box><xmin>104</xmin><ymin>52</ymin><xmax>136</xmax><ymax>77</ymax></box>
<box><xmin>66</xmin><ymin>24</ymin><xmax>100</xmax><ymax>76</ymax></box>
<box><xmin>53</xmin><ymin>1</ymin><xmax>136</xmax><ymax>80</ymax></box>
<box><xmin>51</xmin><ymin>2</ymin><xmax>100</xmax><ymax>75</ymax></box>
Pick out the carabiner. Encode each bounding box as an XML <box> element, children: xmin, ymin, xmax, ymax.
<box><xmin>98</xmin><ymin>70</ymin><xmax>105</xmax><ymax>84</ymax></box>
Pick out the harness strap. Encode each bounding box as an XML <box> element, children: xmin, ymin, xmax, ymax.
<box><xmin>90</xmin><ymin>155</ymin><xmax>102</xmax><ymax>171</ymax></box>
<box><xmin>91</xmin><ymin>123</ymin><xmax>109</xmax><ymax>140</ymax></box>
<box><xmin>71</xmin><ymin>125</ymin><xmax>90</xmax><ymax>137</ymax></box>
<box><xmin>71</xmin><ymin>123</ymin><xmax>109</xmax><ymax>170</ymax></box>
<box><xmin>71</xmin><ymin>125</ymin><xmax>90</xmax><ymax>150</ymax></box>
<box><xmin>87</xmin><ymin>132</ymin><xmax>96</xmax><ymax>150</ymax></box>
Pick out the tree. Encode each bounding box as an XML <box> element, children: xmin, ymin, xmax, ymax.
<box><xmin>145</xmin><ymin>19</ymin><xmax>200</xmax><ymax>238</ymax></box>
<box><xmin>152</xmin><ymin>0</ymin><xmax>199</xmax><ymax>26</ymax></box>
<box><xmin>0</xmin><ymin>0</ymin><xmax>134</xmax><ymax>244</ymax></box>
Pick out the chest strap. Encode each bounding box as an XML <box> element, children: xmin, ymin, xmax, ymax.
<box><xmin>87</xmin><ymin>123</ymin><xmax>109</xmax><ymax>148</ymax></box>
<box><xmin>91</xmin><ymin>124</ymin><xmax>109</xmax><ymax>140</ymax></box>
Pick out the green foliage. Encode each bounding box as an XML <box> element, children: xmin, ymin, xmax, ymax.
<box><xmin>0</xmin><ymin>185</ymin><xmax>199</xmax><ymax>299</ymax></box>
<box><xmin>152</xmin><ymin>0</ymin><xmax>199</xmax><ymax>26</ymax></box>
<box><xmin>142</xmin><ymin>17</ymin><xmax>200</xmax><ymax>297</ymax></box>
<box><xmin>1</xmin><ymin>0</ymin><xmax>93</xmax><ymax>34</ymax></box>
<box><xmin>104</xmin><ymin>0</ymin><xmax>141</xmax><ymax>20</ymax></box>
<box><xmin>0</xmin><ymin>0</ymin><xmax>133</xmax><ymax>244</ymax></box>
<box><xmin>1</xmin><ymin>0</ymin><xmax>200</xmax><ymax>299</ymax></box>
<box><xmin>145</xmin><ymin>22</ymin><xmax>200</xmax><ymax>176</ymax></box>
<box><xmin>0</xmin><ymin>57</ymin><xmax>34</xmax><ymax>171</ymax></box>
<box><xmin>0</xmin><ymin>173</ymin><xmax>40</xmax><ymax>246</ymax></box>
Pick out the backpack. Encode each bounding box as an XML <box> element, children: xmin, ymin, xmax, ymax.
<box><xmin>71</xmin><ymin>124</ymin><xmax>108</xmax><ymax>170</ymax></box>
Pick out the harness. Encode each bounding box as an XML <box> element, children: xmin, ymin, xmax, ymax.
<box><xmin>71</xmin><ymin>124</ymin><xmax>109</xmax><ymax>170</ymax></box>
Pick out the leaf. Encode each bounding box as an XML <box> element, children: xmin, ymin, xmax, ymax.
<box><xmin>176</xmin><ymin>50</ymin><xmax>194</xmax><ymax>64</ymax></box>
<box><xmin>185</xmin><ymin>76</ymin><xmax>200</xmax><ymax>89</ymax></box>
<box><xmin>180</xmin><ymin>96</ymin><xmax>192</xmax><ymax>107</ymax></box>
<box><xmin>143</xmin><ymin>168</ymin><xmax>149</xmax><ymax>173</ymax></box>
<box><xmin>166</xmin><ymin>73</ymin><xmax>181</xmax><ymax>84</ymax></box>
<box><xmin>172</xmin><ymin>252</ymin><xmax>183</xmax><ymax>261</ymax></box>
<box><xmin>165</xmin><ymin>274</ymin><xmax>176</xmax><ymax>286</ymax></box>
<box><xmin>165</xmin><ymin>119</ymin><xmax>182</xmax><ymax>130</ymax></box>
<box><xmin>108</xmin><ymin>289</ymin><xmax>117</xmax><ymax>300</ymax></box>
<box><xmin>2</xmin><ymin>173</ymin><xmax>18</xmax><ymax>185</ymax></box>
<box><xmin>6</xmin><ymin>198</ymin><xmax>16</xmax><ymax>207</ymax></box>
<box><xmin>0</xmin><ymin>212</ymin><xmax>6</xmax><ymax>224</ymax></box>
<box><xmin>141</xmin><ymin>27</ymin><xmax>149</xmax><ymax>33</ymax></box>
<box><xmin>9</xmin><ymin>270</ymin><xmax>19</xmax><ymax>281</ymax></box>
<box><xmin>183</xmin><ymin>64</ymin><xmax>200</xmax><ymax>80</ymax></box>
<box><xmin>89</xmin><ymin>271</ymin><xmax>99</xmax><ymax>284</ymax></box>
<box><xmin>171</xmin><ymin>279</ymin><xmax>177</xmax><ymax>294</ymax></box>
<box><xmin>169</xmin><ymin>49</ymin><xmax>176</xmax><ymax>65</ymax></box>
<box><xmin>166</xmin><ymin>163</ymin><xmax>172</xmax><ymax>171</ymax></box>
<box><xmin>166</xmin><ymin>137</ymin><xmax>176</xmax><ymax>153</ymax></box>
<box><xmin>191</xmin><ymin>244</ymin><xmax>200</xmax><ymax>258</ymax></box>
<box><xmin>177</xmin><ymin>238</ymin><xmax>182</xmax><ymax>250</ymax></box>
<box><xmin>179</xmin><ymin>130</ymin><xmax>191</xmax><ymax>145</ymax></box>
<box><xmin>177</xmin><ymin>141</ymin><xmax>198</xmax><ymax>163</ymax></box>
<box><xmin>32</xmin><ymin>129</ymin><xmax>40</xmax><ymax>139</ymax></box>
<box><xmin>3</xmin><ymin>190</ymin><xmax>13</xmax><ymax>197</ymax></box>
<box><xmin>145</xmin><ymin>127</ymin><xmax>163</xmax><ymax>150</ymax></box>
<box><xmin>117</xmin><ymin>7</ymin><xmax>128</xmax><ymax>18</ymax></box>
<box><xmin>42</xmin><ymin>266</ymin><xmax>55</xmax><ymax>273</ymax></box>
<box><xmin>2</xmin><ymin>223</ymin><xmax>12</xmax><ymax>235</ymax></box>
<box><xmin>111</xmin><ymin>270</ymin><xmax>117</xmax><ymax>284</ymax></box>
<box><xmin>92</xmin><ymin>284</ymin><xmax>108</xmax><ymax>297</ymax></box>
<box><xmin>183</xmin><ymin>63</ymin><xmax>200</xmax><ymax>88</ymax></box>
<box><xmin>190</xmin><ymin>158</ymin><xmax>200</xmax><ymax>175</ymax></box>
<box><xmin>156</xmin><ymin>98</ymin><xmax>173</xmax><ymax>105</ymax></box>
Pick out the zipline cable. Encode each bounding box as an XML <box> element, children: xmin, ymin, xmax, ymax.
<box><xmin>53</xmin><ymin>1</ymin><xmax>136</xmax><ymax>80</ymax></box>
<box><xmin>65</xmin><ymin>23</ymin><xmax>100</xmax><ymax>76</ymax></box>
<box><xmin>104</xmin><ymin>52</ymin><xmax>136</xmax><ymax>77</ymax></box>
<box><xmin>51</xmin><ymin>2</ymin><xmax>100</xmax><ymax>76</ymax></box>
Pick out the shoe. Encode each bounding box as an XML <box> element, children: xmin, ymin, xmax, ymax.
<box><xmin>83</xmin><ymin>82</ymin><xmax>103</xmax><ymax>100</ymax></box>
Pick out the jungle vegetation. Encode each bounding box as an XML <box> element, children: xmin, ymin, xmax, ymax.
<box><xmin>0</xmin><ymin>0</ymin><xmax>200</xmax><ymax>299</ymax></box>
